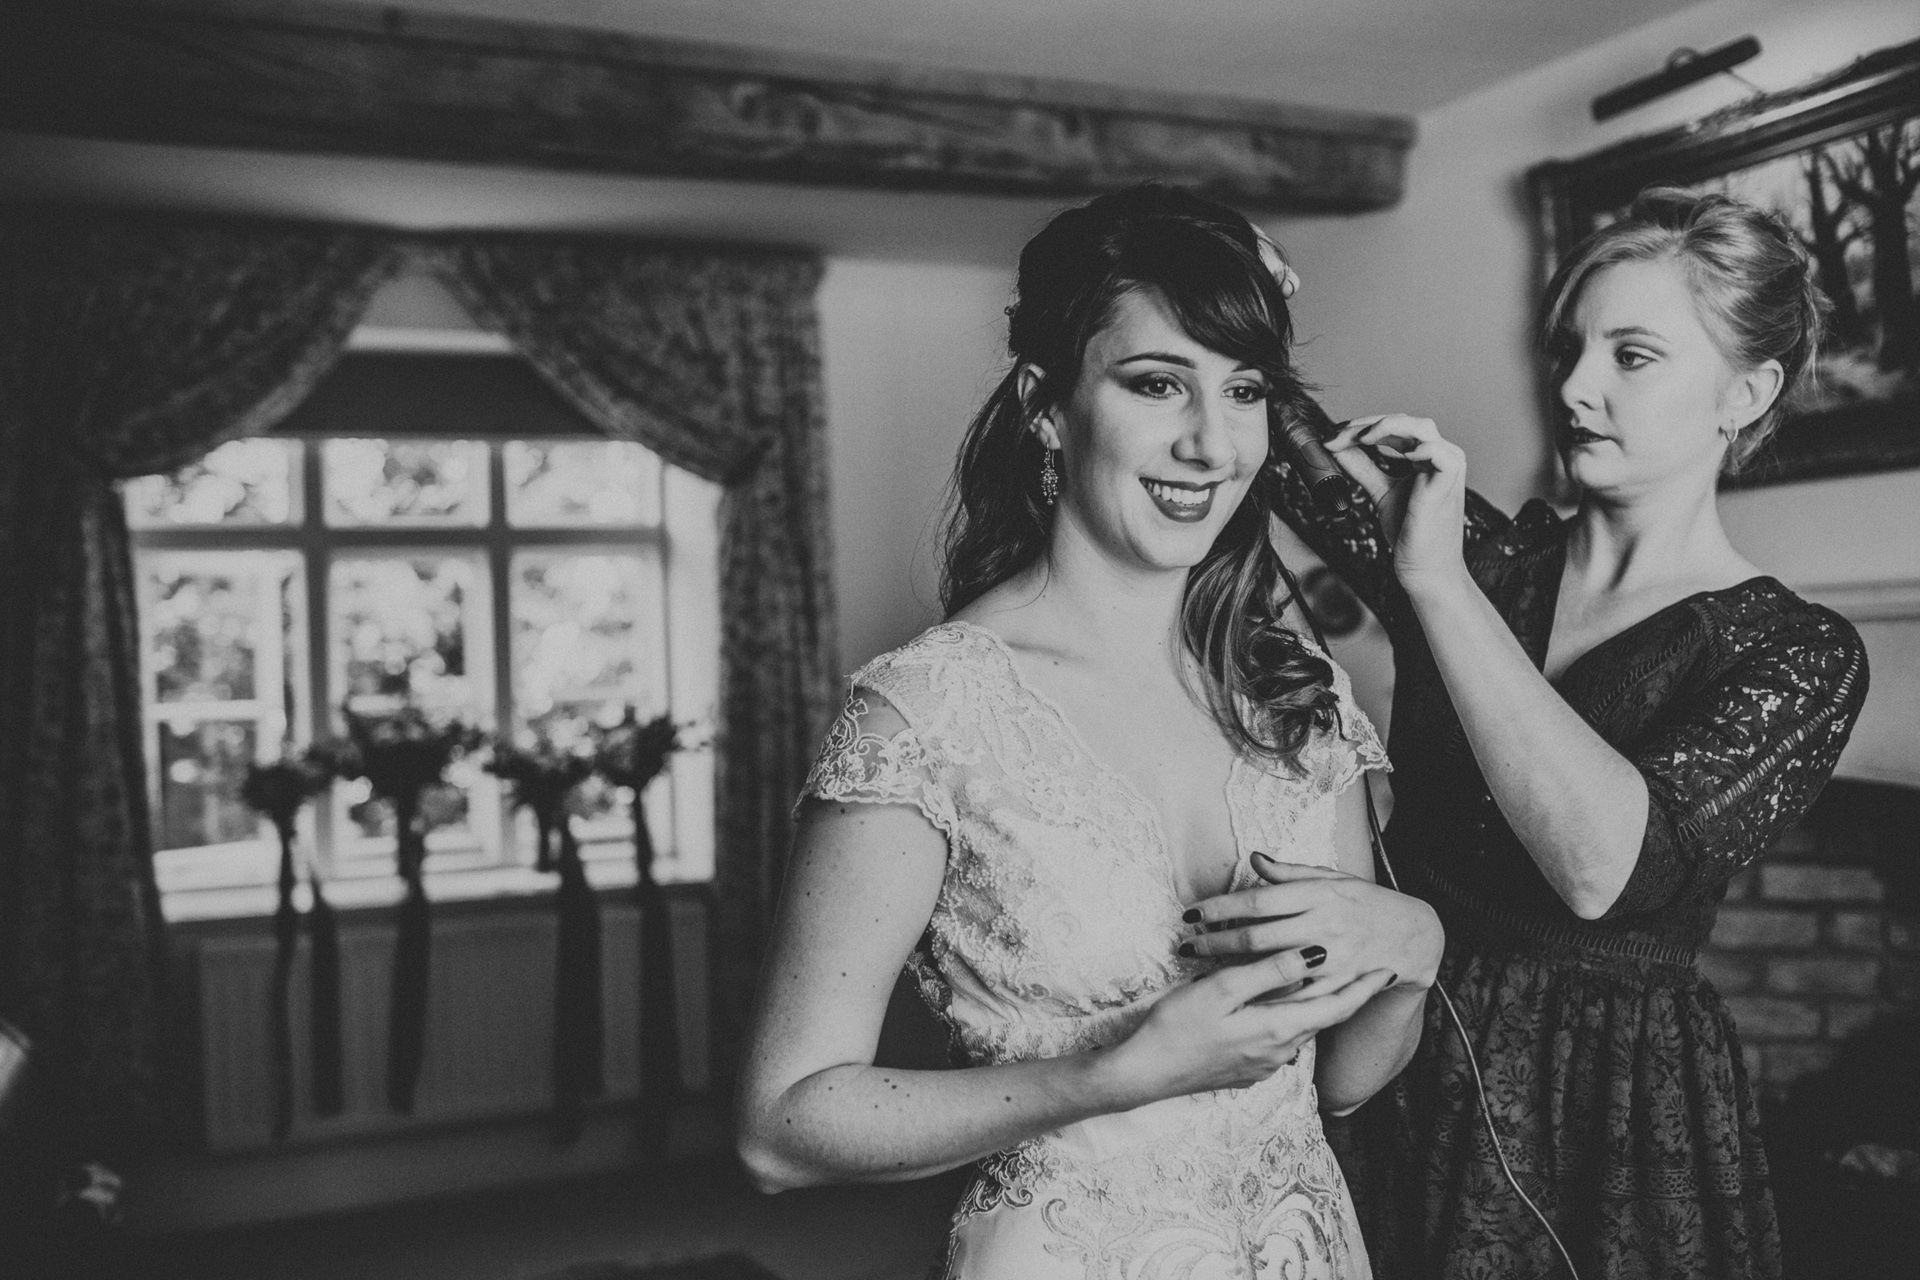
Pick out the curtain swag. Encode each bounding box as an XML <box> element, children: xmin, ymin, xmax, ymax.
<box><xmin>0</xmin><ymin>208</ymin><xmax>838</xmax><ymax>1171</ymax></box>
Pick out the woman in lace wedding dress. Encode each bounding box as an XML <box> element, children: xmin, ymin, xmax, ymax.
<box><xmin>738</xmin><ymin>185</ymin><xmax>1444</xmax><ymax>1279</ymax></box>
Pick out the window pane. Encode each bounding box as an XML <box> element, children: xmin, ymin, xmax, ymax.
<box><xmin>156</xmin><ymin>719</ymin><xmax>265</xmax><ymax>850</ymax></box>
<box><xmin>330</xmin><ymin>556</ymin><xmax>487</xmax><ymax>716</ymax></box>
<box><xmin>124</xmin><ymin>438</ymin><xmax>299</xmax><ymax>528</ymax></box>
<box><xmin>322</xmin><ymin>439</ymin><xmax>488</xmax><ymax>526</ymax></box>
<box><xmin>512</xmin><ymin>552</ymin><xmax>666</xmax><ymax>726</ymax></box>
<box><xmin>145</xmin><ymin>558</ymin><xmax>301</xmax><ymax>705</ymax></box>
<box><xmin>329</xmin><ymin>555</ymin><xmax>495</xmax><ymax>866</ymax></box>
<box><xmin>504</xmin><ymin>440</ymin><xmax>661</xmax><ymax>526</ymax></box>
<box><xmin>138</xmin><ymin>552</ymin><xmax>304</xmax><ymax>859</ymax></box>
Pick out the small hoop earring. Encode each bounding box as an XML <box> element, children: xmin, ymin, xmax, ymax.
<box><xmin>1040</xmin><ymin>450</ymin><xmax>1060</xmax><ymax>505</ymax></box>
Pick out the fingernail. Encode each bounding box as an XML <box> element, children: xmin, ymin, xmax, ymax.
<box><xmin>1251</xmin><ymin>851</ymin><xmax>1276</xmax><ymax>864</ymax></box>
<box><xmin>1181</xmin><ymin>908</ymin><xmax>1202</xmax><ymax>924</ymax></box>
<box><xmin>1302</xmin><ymin>945</ymin><xmax>1327</xmax><ymax>969</ymax></box>
<box><xmin>1177</xmin><ymin>942</ymin><xmax>1196</xmax><ymax>958</ymax></box>
<box><xmin>1386</xmin><ymin>972</ymin><xmax>1399</xmax><ymax>986</ymax></box>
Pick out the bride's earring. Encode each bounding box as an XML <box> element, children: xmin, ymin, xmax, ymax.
<box><xmin>1040</xmin><ymin>450</ymin><xmax>1060</xmax><ymax>505</ymax></box>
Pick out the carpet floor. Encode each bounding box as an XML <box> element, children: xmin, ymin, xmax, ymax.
<box><xmin>138</xmin><ymin>1155</ymin><xmax>962</xmax><ymax>1280</ymax></box>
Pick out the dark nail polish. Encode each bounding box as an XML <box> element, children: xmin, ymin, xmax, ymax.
<box><xmin>1251</xmin><ymin>851</ymin><xmax>1276</xmax><ymax>864</ymax></box>
<box><xmin>1386</xmin><ymin>972</ymin><xmax>1399</xmax><ymax>986</ymax></box>
<box><xmin>1181</xmin><ymin>908</ymin><xmax>1201</xmax><ymax>924</ymax></box>
<box><xmin>1177</xmin><ymin>942</ymin><xmax>1196</xmax><ymax>958</ymax></box>
<box><xmin>1301</xmin><ymin>945</ymin><xmax>1327</xmax><ymax>969</ymax></box>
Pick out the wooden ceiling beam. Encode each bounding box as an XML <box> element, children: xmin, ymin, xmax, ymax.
<box><xmin>1</xmin><ymin>1</ymin><xmax>1414</xmax><ymax>213</ymax></box>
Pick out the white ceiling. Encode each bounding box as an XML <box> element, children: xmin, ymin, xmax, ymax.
<box><xmin>371</xmin><ymin>0</ymin><xmax>1694</xmax><ymax>115</ymax></box>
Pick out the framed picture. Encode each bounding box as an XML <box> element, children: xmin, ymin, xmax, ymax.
<box><xmin>1529</xmin><ymin>38</ymin><xmax>1920</xmax><ymax>489</ymax></box>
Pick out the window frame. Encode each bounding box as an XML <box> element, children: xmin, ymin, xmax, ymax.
<box><xmin>130</xmin><ymin>429</ymin><xmax>718</xmax><ymax>910</ymax></box>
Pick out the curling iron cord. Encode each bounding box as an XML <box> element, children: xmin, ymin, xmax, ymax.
<box><xmin>1275</xmin><ymin>549</ymin><xmax>1585</xmax><ymax>1280</ymax></box>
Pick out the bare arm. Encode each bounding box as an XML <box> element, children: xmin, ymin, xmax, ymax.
<box><xmin>736</xmin><ymin>797</ymin><xmax>1118</xmax><ymax>1190</ymax></box>
<box><xmin>1403</xmin><ymin>570</ymin><xmax>1647</xmax><ymax>917</ymax></box>
<box><xmin>1329</xmin><ymin>416</ymin><xmax>1647</xmax><ymax>918</ymax></box>
<box><xmin>738</xmin><ymin>699</ymin><xmax>1397</xmax><ymax>1193</ymax></box>
<box><xmin>1312</xmin><ymin>779</ymin><xmax>1436</xmax><ymax>1113</ymax></box>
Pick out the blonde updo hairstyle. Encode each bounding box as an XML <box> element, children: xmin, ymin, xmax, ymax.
<box><xmin>1539</xmin><ymin>187</ymin><xmax>1830</xmax><ymax>475</ymax></box>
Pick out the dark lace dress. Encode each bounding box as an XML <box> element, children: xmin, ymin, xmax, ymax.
<box><xmin>1275</xmin><ymin>472</ymin><xmax>1869</xmax><ymax>1280</ymax></box>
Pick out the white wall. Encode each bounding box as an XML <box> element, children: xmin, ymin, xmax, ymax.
<box><xmin>1267</xmin><ymin>0</ymin><xmax>1920</xmax><ymax>783</ymax></box>
<box><xmin>818</xmin><ymin>259</ymin><xmax>1014</xmax><ymax>671</ymax></box>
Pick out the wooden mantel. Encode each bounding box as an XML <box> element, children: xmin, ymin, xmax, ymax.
<box><xmin>0</xmin><ymin>1</ymin><xmax>1415</xmax><ymax>213</ymax></box>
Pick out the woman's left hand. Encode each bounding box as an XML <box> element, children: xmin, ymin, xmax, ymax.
<box><xmin>1328</xmin><ymin>414</ymin><xmax>1469</xmax><ymax>595</ymax></box>
<box><xmin>1181</xmin><ymin>852</ymin><xmax>1444</xmax><ymax>993</ymax></box>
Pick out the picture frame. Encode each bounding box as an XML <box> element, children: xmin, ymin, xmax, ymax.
<box><xmin>1528</xmin><ymin>38</ymin><xmax>1920</xmax><ymax>489</ymax></box>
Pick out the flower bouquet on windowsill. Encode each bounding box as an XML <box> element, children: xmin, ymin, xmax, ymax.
<box><xmin>590</xmin><ymin>709</ymin><xmax>684</xmax><ymax>1151</ymax></box>
<box><xmin>311</xmin><ymin>706</ymin><xmax>486</xmax><ymax>1114</ymax></box>
<box><xmin>487</xmin><ymin>731</ymin><xmax>602</xmax><ymax>1142</ymax></box>
<box><xmin>241</xmin><ymin>752</ymin><xmax>341</xmax><ymax>1140</ymax></box>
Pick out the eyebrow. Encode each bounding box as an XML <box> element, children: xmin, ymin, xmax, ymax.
<box><xmin>1112</xmin><ymin>351</ymin><xmax>1261</xmax><ymax>373</ymax></box>
<box><xmin>1602</xmin><ymin>325</ymin><xmax>1667</xmax><ymax>341</ymax></box>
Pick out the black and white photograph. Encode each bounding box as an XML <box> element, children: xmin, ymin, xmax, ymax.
<box><xmin>1</xmin><ymin>3</ymin><xmax>1917</xmax><ymax>1280</ymax></box>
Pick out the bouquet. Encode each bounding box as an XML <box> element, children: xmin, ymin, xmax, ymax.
<box><xmin>488</xmin><ymin>726</ymin><xmax>606</xmax><ymax>1138</ymax></box>
<box><xmin>240</xmin><ymin>751</ymin><xmax>341</xmax><ymax>1136</ymax></box>
<box><xmin>310</xmin><ymin>705</ymin><xmax>485</xmax><ymax>1113</ymax></box>
<box><xmin>589</xmin><ymin>709</ymin><xmax>684</xmax><ymax>1149</ymax></box>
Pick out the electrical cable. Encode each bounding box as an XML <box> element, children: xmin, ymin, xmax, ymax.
<box><xmin>1275</xmin><ymin>551</ymin><xmax>1586</xmax><ymax>1280</ymax></box>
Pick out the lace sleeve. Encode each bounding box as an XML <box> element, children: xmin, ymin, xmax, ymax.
<box><xmin>1270</xmin><ymin>444</ymin><xmax>1512</xmax><ymax>636</ymax></box>
<box><xmin>1270</xmin><ymin>458</ymin><xmax>1401</xmax><ymax>628</ymax></box>
<box><xmin>797</xmin><ymin>685</ymin><xmax>959</xmax><ymax>839</ymax></box>
<box><xmin>1296</xmin><ymin>645</ymin><xmax>1389</xmax><ymax>796</ymax></box>
<box><xmin>1603</xmin><ymin>610</ymin><xmax>1869</xmax><ymax>921</ymax></box>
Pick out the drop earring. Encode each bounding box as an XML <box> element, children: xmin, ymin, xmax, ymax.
<box><xmin>1040</xmin><ymin>450</ymin><xmax>1060</xmax><ymax>505</ymax></box>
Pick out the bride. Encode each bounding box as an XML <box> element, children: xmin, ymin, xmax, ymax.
<box><xmin>737</xmin><ymin>183</ymin><xmax>1443</xmax><ymax>1278</ymax></box>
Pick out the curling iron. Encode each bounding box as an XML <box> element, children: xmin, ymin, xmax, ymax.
<box><xmin>1274</xmin><ymin>397</ymin><xmax>1351</xmax><ymax>507</ymax></box>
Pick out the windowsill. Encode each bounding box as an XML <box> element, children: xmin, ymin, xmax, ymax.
<box><xmin>161</xmin><ymin>857</ymin><xmax>706</xmax><ymax>925</ymax></box>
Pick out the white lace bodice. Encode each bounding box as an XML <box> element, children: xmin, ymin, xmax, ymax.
<box><xmin>801</xmin><ymin>620</ymin><xmax>1386</xmax><ymax>1278</ymax></box>
<box><xmin>802</xmin><ymin>619</ymin><xmax>1385</xmax><ymax>1066</ymax></box>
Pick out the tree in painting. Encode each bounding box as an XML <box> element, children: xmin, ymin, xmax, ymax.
<box><xmin>1715</xmin><ymin>118</ymin><xmax>1920</xmax><ymax>416</ymax></box>
<box><xmin>1827</xmin><ymin>122</ymin><xmax>1920</xmax><ymax>374</ymax></box>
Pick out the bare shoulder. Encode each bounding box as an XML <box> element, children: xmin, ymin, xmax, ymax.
<box><xmin>946</xmin><ymin>571</ymin><xmax>1079</xmax><ymax>667</ymax></box>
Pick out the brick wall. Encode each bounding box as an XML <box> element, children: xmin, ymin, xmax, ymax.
<box><xmin>1703</xmin><ymin>781</ymin><xmax>1920</xmax><ymax>1096</ymax></box>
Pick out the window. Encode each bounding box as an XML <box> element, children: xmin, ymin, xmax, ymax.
<box><xmin>126</xmin><ymin>425</ymin><xmax>720</xmax><ymax>899</ymax></box>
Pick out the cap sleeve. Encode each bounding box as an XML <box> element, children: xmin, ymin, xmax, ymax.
<box><xmin>797</xmin><ymin>684</ymin><xmax>959</xmax><ymax>841</ymax></box>
<box><xmin>1603</xmin><ymin>608</ymin><xmax>1868</xmax><ymax>921</ymax></box>
<box><xmin>1299</xmin><ymin>643</ymin><xmax>1389</xmax><ymax>796</ymax></box>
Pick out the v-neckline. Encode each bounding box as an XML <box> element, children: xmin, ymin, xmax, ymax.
<box><xmin>942</xmin><ymin>619</ymin><xmax>1251</xmax><ymax>908</ymax></box>
<box><xmin>1527</xmin><ymin>535</ymin><xmax>1778</xmax><ymax>688</ymax></box>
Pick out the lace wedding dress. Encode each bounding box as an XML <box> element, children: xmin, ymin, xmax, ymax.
<box><xmin>801</xmin><ymin>620</ymin><xmax>1386</xmax><ymax>1279</ymax></box>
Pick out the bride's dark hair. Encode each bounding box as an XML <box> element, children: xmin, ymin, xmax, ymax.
<box><xmin>940</xmin><ymin>182</ymin><xmax>1338</xmax><ymax>763</ymax></box>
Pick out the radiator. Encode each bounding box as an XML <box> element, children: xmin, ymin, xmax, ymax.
<box><xmin>191</xmin><ymin>896</ymin><xmax>708</xmax><ymax>1153</ymax></box>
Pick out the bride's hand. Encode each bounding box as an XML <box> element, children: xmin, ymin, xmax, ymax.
<box><xmin>1097</xmin><ymin>959</ymin><xmax>1394</xmax><ymax>1106</ymax></box>
<box><xmin>1326</xmin><ymin>414</ymin><xmax>1469</xmax><ymax>593</ymax></box>
<box><xmin>1179</xmin><ymin>853</ymin><xmax>1443</xmax><ymax>998</ymax></box>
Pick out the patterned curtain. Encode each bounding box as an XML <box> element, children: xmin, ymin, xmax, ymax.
<box><xmin>0</xmin><ymin>210</ymin><xmax>396</xmax><ymax>1178</ymax></box>
<box><xmin>432</xmin><ymin>238</ymin><xmax>838</xmax><ymax>1088</ymax></box>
